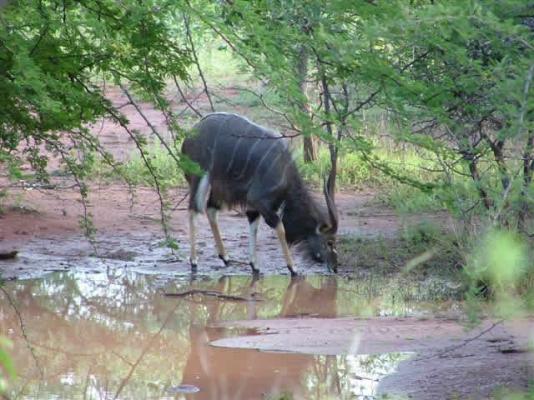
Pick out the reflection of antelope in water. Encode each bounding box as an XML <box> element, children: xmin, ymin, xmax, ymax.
<box><xmin>180</xmin><ymin>276</ymin><xmax>340</xmax><ymax>400</ymax></box>
<box><xmin>182</xmin><ymin>113</ymin><xmax>339</xmax><ymax>276</ymax></box>
<box><xmin>281</xmin><ymin>276</ymin><xmax>338</xmax><ymax>318</ymax></box>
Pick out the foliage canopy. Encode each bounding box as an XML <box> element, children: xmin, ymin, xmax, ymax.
<box><xmin>0</xmin><ymin>0</ymin><xmax>533</xmax><ymax>233</ymax></box>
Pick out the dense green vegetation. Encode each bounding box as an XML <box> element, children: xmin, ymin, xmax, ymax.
<box><xmin>1</xmin><ymin>0</ymin><xmax>532</xmax><ymax>226</ymax></box>
<box><xmin>1</xmin><ymin>0</ymin><xmax>532</xmax><ymax>227</ymax></box>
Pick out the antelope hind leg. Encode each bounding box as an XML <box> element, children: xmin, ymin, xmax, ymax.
<box><xmin>207</xmin><ymin>207</ymin><xmax>229</xmax><ymax>266</ymax></box>
<box><xmin>187</xmin><ymin>174</ymin><xmax>211</xmax><ymax>269</ymax></box>
<box><xmin>189</xmin><ymin>210</ymin><xmax>198</xmax><ymax>268</ymax></box>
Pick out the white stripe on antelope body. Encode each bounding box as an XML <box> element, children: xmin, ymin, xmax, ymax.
<box><xmin>181</xmin><ymin>112</ymin><xmax>338</xmax><ymax>276</ymax></box>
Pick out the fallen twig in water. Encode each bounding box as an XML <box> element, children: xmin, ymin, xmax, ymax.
<box><xmin>164</xmin><ymin>289</ymin><xmax>262</xmax><ymax>302</ymax></box>
<box><xmin>0</xmin><ymin>251</ymin><xmax>18</xmax><ymax>260</ymax></box>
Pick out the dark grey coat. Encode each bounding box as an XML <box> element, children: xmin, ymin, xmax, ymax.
<box><xmin>182</xmin><ymin>112</ymin><xmax>327</xmax><ymax>245</ymax></box>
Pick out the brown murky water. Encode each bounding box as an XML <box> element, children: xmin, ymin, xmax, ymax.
<box><xmin>0</xmin><ymin>271</ymin><xmax>462</xmax><ymax>400</ymax></box>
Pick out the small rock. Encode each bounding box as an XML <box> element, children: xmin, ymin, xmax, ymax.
<box><xmin>167</xmin><ymin>384</ymin><xmax>200</xmax><ymax>394</ymax></box>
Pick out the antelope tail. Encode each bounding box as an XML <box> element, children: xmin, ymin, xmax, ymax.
<box><xmin>194</xmin><ymin>174</ymin><xmax>211</xmax><ymax>213</ymax></box>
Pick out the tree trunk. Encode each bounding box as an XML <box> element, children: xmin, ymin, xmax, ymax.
<box><xmin>303</xmin><ymin>134</ymin><xmax>316</xmax><ymax>163</ymax></box>
<box><xmin>465</xmin><ymin>154</ymin><xmax>492</xmax><ymax>211</ymax></box>
<box><xmin>518</xmin><ymin>130</ymin><xmax>533</xmax><ymax>232</ymax></box>
<box><xmin>296</xmin><ymin>45</ymin><xmax>317</xmax><ymax>162</ymax></box>
<box><xmin>518</xmin><ymin>64</ymin><xmax>534</xmax><ymax>232</ymax></box>
<box><xmin>320</xmin><ymin>70</ymin><xmax>338</xmax><ymax>194</ymax></box>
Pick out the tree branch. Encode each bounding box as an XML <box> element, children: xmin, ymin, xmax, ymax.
<box><xmin>183</xmin><ymin>11</ymin><xmax>215</xmax><ymax>112</ymax></box>
<box><xmin>172</xmin><ymin>75</ymin><xmax>203</xmax><ymax>117</ymax></box>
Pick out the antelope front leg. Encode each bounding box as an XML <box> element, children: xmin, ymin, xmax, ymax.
<box><xmin>275</xmin><ymin>221</ymin><xmax>297</xmax><ymax>277</ymax></box>
<box><xmin>246</xmin><ymin>211</ymin><xmax>260</xmax><ymax>274</ymax></box>
<box><xmin>189</xmin><ymin>210</ymin><xmax>198</xmax><ymax>268</ymax></box>
<box><xmin>207</xmin><ymin>208</ymin><xmax>229</xmax><ymax>266</ymax></box>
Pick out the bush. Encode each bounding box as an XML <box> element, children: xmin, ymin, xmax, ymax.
<box><xmin>92</xmin><ymin>141</ymin><xmax>186</xmax><ymax>188</ymax></box>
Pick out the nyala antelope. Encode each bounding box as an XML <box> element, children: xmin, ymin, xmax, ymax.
<box><xmin>181</xmin><ymin>113</ymin><xmax>338</xmax><ymax>276</ymax></box>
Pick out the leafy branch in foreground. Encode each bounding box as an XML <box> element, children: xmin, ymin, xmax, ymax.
<box><xmin>0</xmin><ymin>0</ymin><xmax>193</xmax><ymax>246</ymax></box>
<box><xmin>0</xmin><ymin>336</ymin><xmax>15</xmax><ymax>395</ymax></box>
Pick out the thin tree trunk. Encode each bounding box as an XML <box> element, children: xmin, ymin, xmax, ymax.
<box><xmin>517</xmin><ymin>64</ymin><xmax>534</xmax><ymax>232</ymax></box>
<box><xmin>465</xmin><ymin>154</ymin><xmax>492</xmax><ymax>211</ymax></box>
<box><xmin>320</xmin><ymin>70</ymin><xmax>337</xmax><ymax>193</ymax></box>
<box><xmin>486</xmin><ymin>137</ymin><xmax>510</xmax><ymax>191</ymax></box>
<box><xmin>297</xmin><ymin>45</ymin><xmax>317</xmax><ymax>162</ymax></box>
<box><xmin>518</xmin><ymin>130</ymin><xmax>534</xmax><ymax>232</ymax></box>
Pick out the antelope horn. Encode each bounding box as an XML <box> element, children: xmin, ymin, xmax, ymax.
<box><xmin>323</xmin><ymin>172</ymin><xmax>338</xmax><ymax>233</ymax></box>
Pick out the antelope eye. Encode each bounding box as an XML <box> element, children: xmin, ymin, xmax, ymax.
<box><xmin>327</xmin><ymin>240</ymin><xmax>334</xmax><ymax>247</ymax></box>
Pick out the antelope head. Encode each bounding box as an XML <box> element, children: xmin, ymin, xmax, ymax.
<box><xmin>306</xmin><ymin>174</ymin><xmax>339</xmax><ymax>272</ymax></box>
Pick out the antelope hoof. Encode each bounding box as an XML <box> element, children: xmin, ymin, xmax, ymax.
<box><xmin>218</xmin><ymin>254</ymin><xmax>230</xmax><ymax>266</ymax></box>
<box><xmin>249</xmin><ymin>262</ymin><xmax>260</xmax><ymax>275</ymax></box>
<box><xmin>287</xmin><ymin>265</ymin><xmax>298</xmax><ymax>277</ymax></box>
<box><xmin>190</xmin><ymin>258</ymin><xmax>198</xmax><ymax>270</ymax></box>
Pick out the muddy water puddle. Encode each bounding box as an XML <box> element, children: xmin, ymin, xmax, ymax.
<box><xmin>1</xmin><ymin>270</ymin><xmax>464</xmax><ymax>399</ymax></box>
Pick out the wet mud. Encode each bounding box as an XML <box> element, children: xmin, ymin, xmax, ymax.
<box><xmin>0</xmin><ymin>183</ymin><xmax>531</xmax><ymax>399</ymax></box>
<box><xmin>0</xmin><ymin>180</ymin><xmax>451</xmax><ymax>281</ymax></box>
